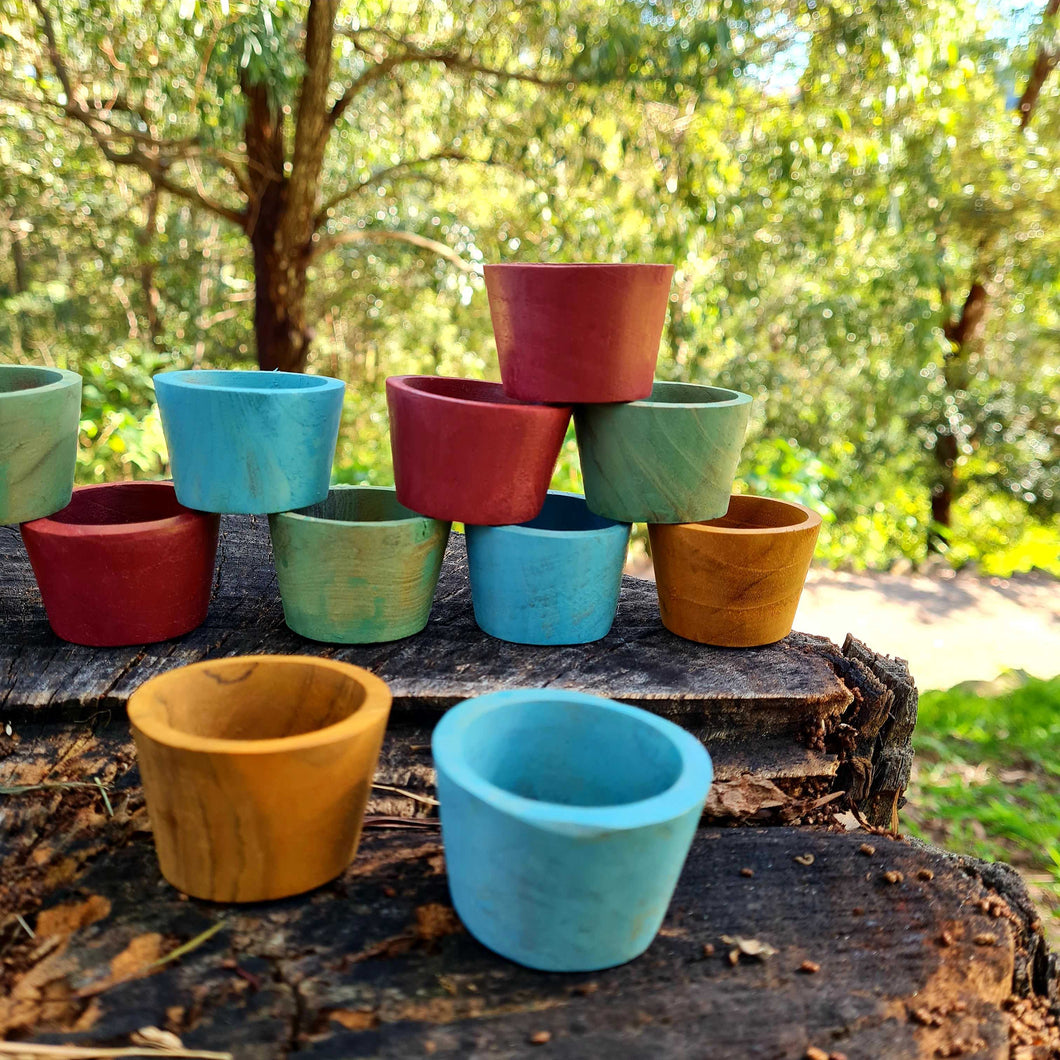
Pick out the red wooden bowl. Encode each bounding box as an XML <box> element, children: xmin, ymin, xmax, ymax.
<box><xmin>386</xmin><ymin>376</ymin><xmax>571</xmax><ymax>525</ymax></box>
<box><xmin>20</xmin><ymin>482</ymin><xmax>220</xmax><ymax>647</ymax></box>
<box><xmin>484</xmin><ymin>263</ymin><xmax>675</xmax><ymax>404</ymax></box>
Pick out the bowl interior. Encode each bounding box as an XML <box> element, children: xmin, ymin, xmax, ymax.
<box><xmin>640</xmin><ymin>381</ymin><xmax>744</xmax><ymax>406</ymax></box>
<box><xmin>164</xmin><ymin>370</ymin><xmax>334</xmax><ymax>392</ymax></box>
<box><xmin>143</xmin><ymin>660</ymin><xmax>369</xmax><ymax>742</ymax></box>
<box><xmin>520</xmin><ymin>493</ymin><xmax>618</xmax><ymax>533</ymax></box>
<box><xmin>47</xmin><ymin>484</ymin><xmax>186</xmax><ymax>527</ymax></box>
<box><xmin>294</xmin><ymin>487</ymin><xmax>419</xmax><ymax>524</ymax></box>
<box><xmin>398</xmin><ymin>376</ymin><xmax>526</xmax><ymax>406</ymax></box>
<box><xmin>703</xmin><ymin>495</ymin><xmax>811</xmax><ymax>531</ymax></box>
<box><xmin>459</xmin><ymin>698</ymin><xmax>682</xmax><ymax>808</ymax></box>
<box><xmin>0</xmin><ymin>366</ymin><xmax>65</xmax><ymax>394</ymax></box>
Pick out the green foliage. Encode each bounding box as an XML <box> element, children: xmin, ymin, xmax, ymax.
<box><xmin>906</xmin><ymin>675</ymin><xmax>1060</xmax><ymax>936</ymax></box>
<box><xmin>0</xmin><ymin>0</ymin><xmax>1057</xmax><ymax>574</ymax></box>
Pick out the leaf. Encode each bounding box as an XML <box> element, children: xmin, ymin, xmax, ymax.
<box><xmin>705</xmin><ymin>777</ymin><xmax>789</xmax><ymax>818</ymax></box>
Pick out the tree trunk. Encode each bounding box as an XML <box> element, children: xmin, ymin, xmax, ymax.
<box><xmin>241</xmin><ymin>0</ymin><xmax>337</xmax><ymax>373</ymax></box>
<box><xmin>250</xmin><ymin>221</ymin><xmax>313</xmax><ymax>373</ymax></box>
<box><xmin>930</xmin><ymin>280</ymin><xmax>988</xmax><ymax>543</ymax></box>
<box><xmin>138</xmin><ymin>186</ymin><xmax>162</xmax><ymax>351</ymax></box>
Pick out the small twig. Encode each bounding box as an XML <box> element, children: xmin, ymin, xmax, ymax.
<box><xmin>94</xmin><ymin>775</ymin><xmax>114</xmax><ymax>817</ymax></box>
<box><xmin>0</xmin><ymin>780</ymin><xmax>103</xmax><ymax>796</ymax></box>
<box><xmin>372</xmin><ymin>783</ymin><xmax>439</xmax><ymax>808</ymax></box>
<box><xmin>75</xmin><ymin>921</ymin><xmax>226</xmax><ymax>999</ymax></box>
<box><xmin>362</xmin><ymin>815</ymin><xmax>441</xmax><ymax>830</ymax></box>
<box><xmin>149</xmin><ymin>920</ymin><xmax>226</xmax><ymax>969</ymax></box>
<box><xmin>14</xmin><ymin>913</ymin><xmax>36</xmax><ymax>938</ymax></box>
<box><xmin>0</xmin><ymin>1043</ymin><xmax>232</xmax><ymax>1059</ymax></box>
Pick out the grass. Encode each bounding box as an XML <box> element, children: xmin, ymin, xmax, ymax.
<box><xmin>904</xmin><ymin>673</ymin><xmax>1060</xmax><ymax>945</ymax></box>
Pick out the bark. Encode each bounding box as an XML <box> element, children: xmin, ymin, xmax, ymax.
<box><xmin>931</xmin><ymin>281</ymin><xmax>988</xmax><ymax>537</ymax></box>
<box><xmin>10</xmin><ymin>230</ymin><xmax>28</xmax><ymax>294</ymax></box>
<box><xmin>137</xmin><ymin>186</ymin><xmax>162</xmax><ymax>350</ymax></box>
<box><xmin>241</xmin><ymin>0</ymin><xmax>337</xmax><ymax>371</ymax></box>
<box><xmin>1018</xmin><ymin>0</ymin><xmax>1060</xmax><ymax>128</ymax></box>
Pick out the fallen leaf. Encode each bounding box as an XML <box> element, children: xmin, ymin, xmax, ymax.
<box><xmin>35</xmin><ymin>895</ymin><xmax>111</xmax><ymax>939</ymax></box>
<box><xmin>705</xmin><ymin>777</ymin><xmax>789</xmax><ymax>818</ymax></box>
<box><xmin>133</xmin><ymin>1025</ymin><xmax>185</xmax><ymax>1048</ymax></box>
<box><xmin>720</xmin><ymin>935</ymin><xmax>777</xmax><ymax>960</ymax></box>
<box><xmin>327</xmin><ymin>1008</ymin><xmax>380</xmax><ymax>1030</ymax></box>
<box><xmin>414</xmin><ymin>903</ymin><xmax>463</xmax><ymax>943</ymax></box>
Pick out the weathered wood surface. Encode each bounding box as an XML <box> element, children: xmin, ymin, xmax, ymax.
<box><xmin>0</xmin><ymin>728</ymin><xmax>1057</xmax><ymax>1059</ymax></box>
<box><xmin>0</xmin><ymin>517</ymin><xmax>913</xmax><ymax>827</ymax></box>
<box><xmin>1</xmin><ymin>516</ymin><xmax>1058</xmax><ymax>1057</ymax></box>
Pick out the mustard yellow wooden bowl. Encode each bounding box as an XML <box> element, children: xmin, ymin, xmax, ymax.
<box><xmin>129</xmin><ymin>655</ymin><xmax>392</xmax><ymax>902</ymax></box>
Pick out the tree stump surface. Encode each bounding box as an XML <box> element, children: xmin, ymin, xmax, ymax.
<box><xmin>1</xmin><ymin>517</ymin><xmax>1057</xmax><ymax>1058</ymax></box>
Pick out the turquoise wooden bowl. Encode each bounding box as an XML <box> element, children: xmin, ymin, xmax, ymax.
<box><xmin>0</xmin><ymin>366</ymin><xmax>81</xmax><ymax>525</ymax></box>
<box><xmin>154</xmin><ymin>369</ymin><xmax>345</xmax><ymax>514</ymax></box>
<box><xmin>433</xmin><ymin>689</ymin><xmax>714</xmax><ymax>971</ymax></box>
<box><xmin>464</xmin><ymin>491</ymin><xmax>630</xmax><ymax>645</ymax></box>
<box><xmin>269</xmin><ymin>486</ymin><xmax>451</xmax><ymax>643</ymax></box>
<box><xmin>575</xmin><ymin>380</ymin><xmax>752</xmax><ymax>524</ymax></box>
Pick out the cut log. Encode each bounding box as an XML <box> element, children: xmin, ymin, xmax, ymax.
<box><xmin>0</xmin><ymin>517</ymin><xmax>914</xmax><ymax>828</ymax></box>
<box><xmin>2</xmin><ymin>516</ymin><xmax>1057</xmax><ymax>1058</ymax></box>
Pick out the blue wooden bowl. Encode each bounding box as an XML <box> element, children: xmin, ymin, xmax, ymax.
<box><xmin>433</xmin><ymin>689</ymin><xmax>713</xmax><ymax>971</ymax></box>
<box><xmin>154</xmin><ymin>370</ymin><xmax>345</xmax><ymax>514</ymax></box>
<box><xmin>464</xmin><ymin>491</ymin><xmax>630</xmax><ymax>645</ymax></box>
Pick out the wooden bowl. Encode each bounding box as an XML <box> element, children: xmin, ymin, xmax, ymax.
<box><xmin>154</xmin><ymin>369</ymin><xmax>345</xmax><ymax>514</ymax></box>
<box><xmin>649</xmin><ymin>495</ymin><xmax>822</xmax><ymax>647</ymax></box>
<box><xmin>129</xmin><ymin>655</ymin><xmax>392</xmax><ymax>902</ymax></box>
<box><xmin>20</xmin><ymin>482</ymin><xmax>219</xmax><ymax>647</ymax></box>
<box><xmin>433</xmin><ymin>688</ymin><xmax>713</xmax><ymax>971</ymax></box>
<box><xmin>484</xmin><ymin>263</ymin><xmax>674</xmax><ymax>404</ymax></box>
<box><xmin>464</xmin><ymin>491</ymin><xmax>630</xmax><ymax>645</ymax></box>
<box><xmin>0</xmin><ymin>365</ymin><xmax>81</xmax><ymax>525</ymax></box>
<box><xmin>386</xmin><ymin>375</ymin><xmax>571</xmax><ymax>524</ymax></box>
<box><xmin>269</xmin><ymin>485</ymin><xmax>451</xmax><ymax>643</ymax></box>
<box><xmin>575</xmin><ymin>381</ymin><xmax>752</xmax><ymax>523</ymax></box>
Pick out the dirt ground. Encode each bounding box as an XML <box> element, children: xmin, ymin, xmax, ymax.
<box><xmin>627</xmin><ymin>556</ymin><xmax>1059</xmax><ymax>692</ymax></box>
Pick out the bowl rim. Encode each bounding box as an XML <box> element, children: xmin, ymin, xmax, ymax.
<box><xmin>432</xmin><ymin>688</ymin><xmax>712</xmax><ymax>831</ymax></box>
<box><xmin>272</xmin><ymin>484</ymin><xmax>447</xmax><ymax>530</ymax></box>
<box><xmin>128</xmin><ymin>655</ymin><xmax>392</xmax><ymax>755</ymax></box>
<box><xmin>19</xmin><ymin>482</ymin><xmax>206</xmax><ymax>539</ymax></box>
<box><xmin>0</xmin><ymin>366</ymin><xmax>81</xmax><ymax>400</ymax></box>
<box><xmin>465</xmin><ymin>490</ymin><xmax>630</xmax><ymax>541</ymax></box>
<box><xmin>617</xmin><ymin>380</ymin><xmax>752</xmax><ymax>412</ymax></box>
<box><xmin>153</xmin><ymin>369</ymin><xmax>344</xmax><ymax>396</ymax></box>
<box><xmin>483</xmin><ymin>262</ymin><xmax>674</xmax><ymax>272</ymax></box>
<box><xmin>662</xmin><ymin>495</ymin><xmax>823</xmax><ymax>536</ymax></box>
<box><xmin>386</xmin><ymin>374</ymin><xmax>571</xmax><ymax>416</ymax></box>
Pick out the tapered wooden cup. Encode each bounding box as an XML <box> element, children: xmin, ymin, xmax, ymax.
<box><xmin>649</xmin><ymin>495</ymin><xmax>821</xmax><ymax>647</ymax></box>
<box><xmin>129</xmin><ymin>656</ymin><xmax>392</xmax><ymax>902</ymax></box>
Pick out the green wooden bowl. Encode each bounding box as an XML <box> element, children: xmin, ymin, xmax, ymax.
<box><xmin>574</xmin><ymin>381</ymin><xmax>752</xmax><ymax>524</ymax></box>
<box><xmin>0</xmin><ymin>366</ymin><xmax>81</xmax><ymax>525</ymax></box>
<box><xmin>269</xmin><ymin>485</ymin><xmax>451</xmax><ymax>644</ymax></box>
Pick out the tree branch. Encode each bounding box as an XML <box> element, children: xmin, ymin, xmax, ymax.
<box><xmin>309</xmin><ymin>228</ymin><xmax>478</xmax><ymax>272</ymax></box>
<box><xmin>328</xmin><ymin>27</ymin><xmax>573</xmax><ymax>128</ymax></box>
<box><xmin>279</xmin><ymin>0</ymin><xmax>339</xmax><ymax>251</ymax></box>
<box><xmin>1017</xmin><ymin>0</ymin><xmax>1060</xmax><ymax>128</ymax></box>
<box><xmin>315</xmin><ymin>150</ymin><xmax>469</xmax><ymax>226</ymax></box>
<box><xmin>26</xmin><ymin>0</ymin><xmax>247</xmax><ymax>228</ymax></box>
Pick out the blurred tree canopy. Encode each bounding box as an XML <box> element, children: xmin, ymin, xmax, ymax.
<box><xmin>1</xmin><ymin>0</ymin><xmax>1058</xmax><ymax>575</ymax></box>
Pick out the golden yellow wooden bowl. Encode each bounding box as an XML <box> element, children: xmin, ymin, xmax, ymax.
<box><xmin>649</xmin><ymin>495</ymin><xmax>822</xmax><ymax>648</ymax></box>
<box><xmin>129</xmin><ymin>655</ymin><xmax>392</xmax><ymax>902</ymax></box>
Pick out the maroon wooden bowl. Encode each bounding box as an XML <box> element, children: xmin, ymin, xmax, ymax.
<box><xmin>20</xmin><ymin>482</ymin><xmax>220</xmax><ymax>647</ymax></box>
<box><xmin>484</xmin><ymin>263</ymin><xmax>675</xmax><ymax>404</ymax></box>
<box><xmin>386</xmin><ymin>376</ymin><xmax>571</xmax><ymax>525</ymax></box>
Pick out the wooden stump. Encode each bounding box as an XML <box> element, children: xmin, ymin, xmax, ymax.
<box><xmin>1</xmin><ymin>517</ymin><xmax>1057</xmax><ymax>1058</ymax></box>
